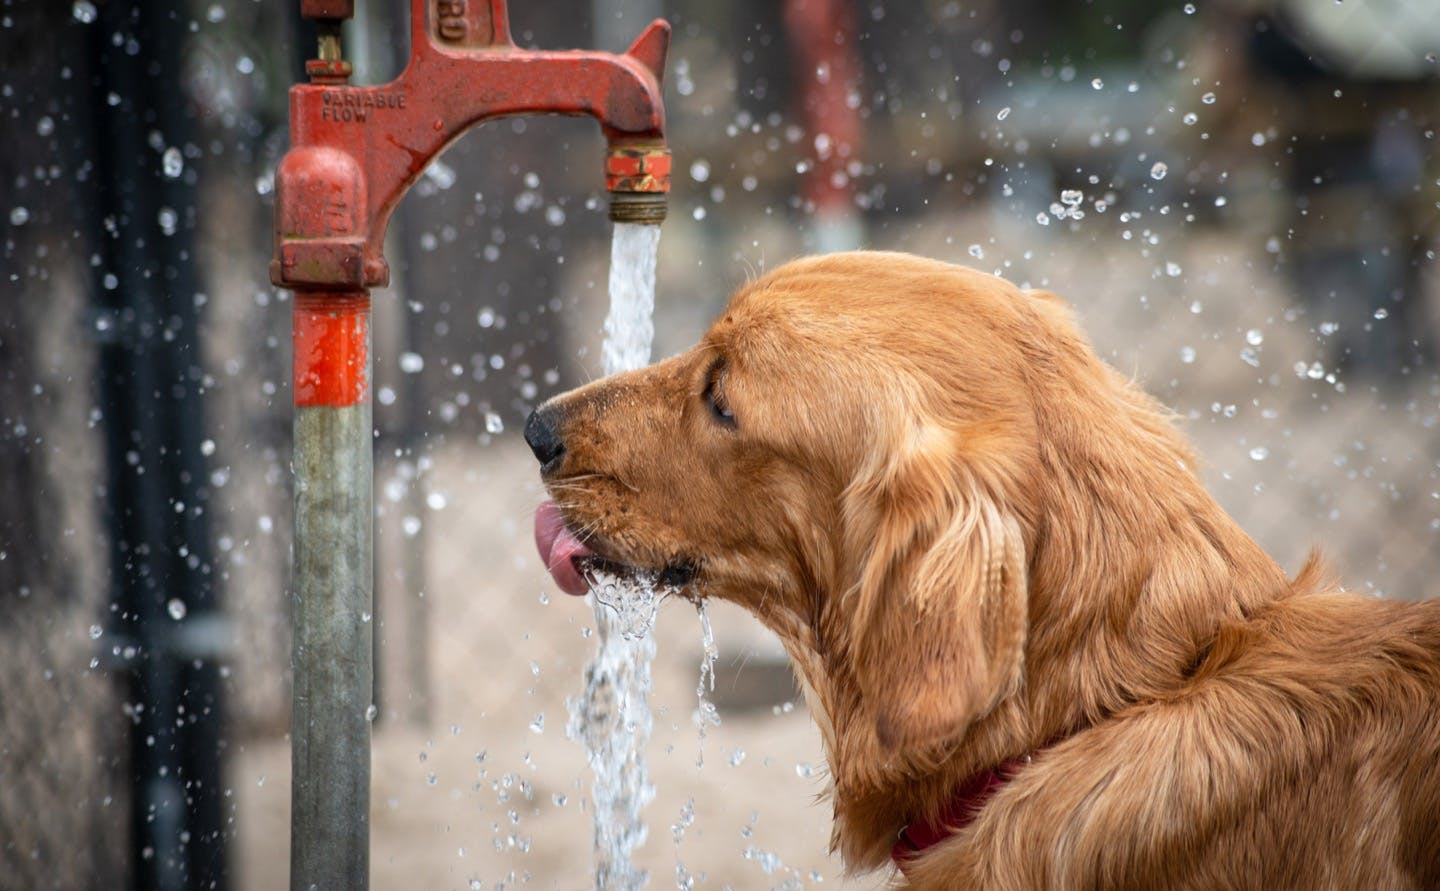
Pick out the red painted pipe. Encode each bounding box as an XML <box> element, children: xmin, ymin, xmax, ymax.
<box><xmin>293</xmin><ymin>291</ymin><xmax>370</xmax><ymax>408</ymax></box>
<box><xmin>785</xmin><ymin>0</ymin><xmax>863</xmax><ymax>219</ymax></box>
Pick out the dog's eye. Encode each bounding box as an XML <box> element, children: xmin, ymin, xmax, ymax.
<box><xmin>703</xmin><ymin>365</ymin><xmax>736</xmax><ymax>427</ymax></box>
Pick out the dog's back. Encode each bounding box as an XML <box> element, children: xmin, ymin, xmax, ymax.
<box><xmin>907</xmin><ymin>590</ymin><xmax>1440</xmax><ymax>891</ymax></box>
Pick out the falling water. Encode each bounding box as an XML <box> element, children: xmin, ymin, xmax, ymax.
<box><xmin>567</xmin><ymin>221</ymin><xmax>665</xmax><ymax>891</ymax></box>
<box><xmin>692</xmin><ymin>602</ymin><xmax>721</xmax><ymax>768</ymax></box>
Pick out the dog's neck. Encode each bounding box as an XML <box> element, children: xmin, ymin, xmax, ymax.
<box><xmin>890</xmin><ymin>745</ymin><xmax>1044</xmax><ymax>871</ymax></box>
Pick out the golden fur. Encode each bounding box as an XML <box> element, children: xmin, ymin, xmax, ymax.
<box><xmin>535</xmin><ymin>251</ymin><xmax>1440</xmax><ymax>889</ymax></box>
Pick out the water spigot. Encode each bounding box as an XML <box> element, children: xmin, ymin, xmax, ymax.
<box><xmin>271</xmin><ymin>0</ymin><xmax>671</xmax><ymax>292</ymax></box>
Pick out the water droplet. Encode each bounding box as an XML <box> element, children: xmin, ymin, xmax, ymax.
<box><xmin>688</xmin><ymin>159</ymin><xmax>710</xmax><ymax>183</ymax></box>
<box><xmin>1249</xmin><ymin>446</ymin><xmax>1269</xmax><ymax>461</ymax></box>
<box><xmin>89</xmin><ymin>624</ymin><xmax>103</xmax><ymax>640</ymax></box>
<box><xmin>399</xmin><ymin>352</ymin><xmax>424</xmax><ymax>373</ymax></box>
<box><xmin>161</xmin><ymin>147</ymin><xmax>184</xmax><ymax>179</ymax></box>
<box><xmin>1373</xmin><ymin>307</ymin><xmax>1389</xmax><ymax>320</ymax></box>
<box><xmin>795</xmin><ymin>762</ymin><xmax>815</xmax><ymax>778</ymax></box>
<box><xmin>1059</xmin><ymin>189</ymin><xmax>1084</xmax><ymax>206</ymax></box>
<box><xmin>1180</xmin><ymin>346</ymin><xmax>1196</xmax><ymax>364</ymax></box>
<box><xmin>1183</xmin><ymin>2</ymin><xmax>1196</xmax><ymax>13</ymax></box>
<box><xmin>967</xmin><ymin>244</ymin><xmax>985</xmax><ymax>260</ymax></box>
<box><xmin>36</xmin><ymin>116</ymin><xmax>54</xmax><ymax>137</ymax></box>
<box><xmin>1251</xmin><ymin>131</ymin><xmax>1267</xmax><ymax>147</ymax></box>
<box><xmin>996</xmin><ymin>106</ymin><xmax>1011</xmax><ymax>121</ymax></box>
<box><xmin>728</xmin><ymin>748</ymin><xmax>746</xmax><ymax>767</ymax></box>
<box><xmin>166</xmin><ymin>598</ymin><xmax>187</xmax><ymax>620</ymax></box>
<box><xmin>157</xmin><ymin>206</ymin><xmax>177</xmax><ymax>236</ymax></box>
<box><xmin>426</xmin><ymin>491</ymin><xmax>447</xmax><ymax>511</ymax></box>
<box><xmin>1090</xmin><ymin>77</ymin><xmax>1103</xmax><ymax>90</ymax></box>
<box><xmin>484</xmin><ymin>412</ymin><xmax>504</xmax><ymax>434</ymax></box>
<box><xmin>366</xmin><ymin>704</ymin><xmax>378</xmax><ymax>722</ymax></box>
<box><xmin>9</xmin><ymin>206</ymin><xmax>30</xmax><ymax>226</ymax></box>
<box><xmin>1150</xmin><ymin>161</ymin><xmax>1168</xmax><ymax>181</ymax></box>
<box><xmin>71</xmin><ymin>1</ymin><xmax>97</xmax><ymax>23</ymax></box>
<box><xmin>476</xmin><ymin>307</ymin><xmax>496</xmax><ymax>328</ymax></box>
<box><xmin>402</xmin><ymin>516</ymin><xmax>422</xmax><ymax>537</ymax></box>
<box><xmin>423</xmin><ymin>159</ymin><xmax>456</xmax><ymax>190</ymax></box>
<box><xmin>1165</xmin><ymin>261</ymin><xmax>1182</xmax><ymax>277</ymax></box>
<box><xmin>1201</xmin><ymin>91</ymin><xmax>1216</xmax><ymax>104</ymax></box>
<box><xmin>1182</xmin><ymin>112</ymin><xmax>1198</xmax><ymax>125</ymax></box>
<box><xmin>529</xmin><ymin>713</ymin><xmax>545</xmax><ymax>734</ymax></box>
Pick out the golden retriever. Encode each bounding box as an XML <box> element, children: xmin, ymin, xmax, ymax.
<box><xmin>526</xmin><ymin>251</ymin><xmax>1440</xmax><ymax>889</ymax></box>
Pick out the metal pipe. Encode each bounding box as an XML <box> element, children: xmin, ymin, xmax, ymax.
<box><xmin>290</xmin><ymin>289</ymin><xmax>374</xmax><ymax>889</ymax></box>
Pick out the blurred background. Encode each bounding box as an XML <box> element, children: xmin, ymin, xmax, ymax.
<box><xmin>1</xmin><ymin>0</ymin><xmax>1437</xmax><ymax>888</ymax></box>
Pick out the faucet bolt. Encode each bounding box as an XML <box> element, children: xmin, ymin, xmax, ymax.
<box><xmin>605</xmin><ymin>144</ymin><xmax>671</xmax><ymax>193</ymax></box>
<box><xmin>606</xmin><ymin>144</ymin><xmax>670</xmax><ymax>224</ymax></box>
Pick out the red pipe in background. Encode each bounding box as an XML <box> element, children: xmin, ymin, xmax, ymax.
<box><xmin>272</xmin><ymin>2</ymin><xmax>671</xmax><ymax>888</ymax></box>
<box><xmin>785</xmin><ymin>0</ymin><xmax>864</xmax><ymax>250</ymax></box>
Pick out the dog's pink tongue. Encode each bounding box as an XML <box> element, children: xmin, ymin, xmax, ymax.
<box><xmin>534</xmin><ymin>500</ymin><xmax>592</xmax><ymax>597</ymax></box>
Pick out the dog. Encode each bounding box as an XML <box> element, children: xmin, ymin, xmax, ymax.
<box><xmin>526</xmin><ymin>251</ymin><xmax>1440</xmax><ymax>889</ymax></box>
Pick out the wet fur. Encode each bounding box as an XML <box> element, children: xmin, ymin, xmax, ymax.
<box><xmin>536</xmin><ymin>252</ymin><xmax>1440</xmax><ymax>889</ymax></box>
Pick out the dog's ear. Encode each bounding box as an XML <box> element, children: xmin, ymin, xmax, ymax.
<box><xmin>846</xmin><ymin>431</ymin><xmax>1028</xmax><ymax>753</ymax></box>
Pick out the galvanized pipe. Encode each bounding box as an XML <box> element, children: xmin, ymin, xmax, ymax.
<box><xmin>290</xmin><ymin>289</ymin><xmax>374</xmax><ymax>889</ymax></box>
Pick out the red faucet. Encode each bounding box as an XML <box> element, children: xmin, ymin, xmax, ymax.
<box><xmin>272</xmin><ymin>0</ymin><xmax>671</xmax><ymax>293</ymax></box>
<box><xmin>274</xmin><ymin>4</ymin><xmax>671</xmax><ymax>887</ymax></box>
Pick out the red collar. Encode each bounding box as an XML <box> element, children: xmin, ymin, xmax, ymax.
<box><xmin>890</xmin><ymin>752</ymin><xmax>1036</xmax><ymax>871</ymax></box>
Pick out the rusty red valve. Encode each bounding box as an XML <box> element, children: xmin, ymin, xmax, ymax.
<box><xmin>271</xmin><ymin>0</ymin><xmax>670</xmax><ymax>292</ymax></box>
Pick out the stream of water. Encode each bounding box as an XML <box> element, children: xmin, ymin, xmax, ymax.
<box><xmin>566</xmin><ymin>222</ymin><xmax>665</xmax><ymax>891</ymax></box>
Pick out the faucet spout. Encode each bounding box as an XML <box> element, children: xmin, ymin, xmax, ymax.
<box><xmin>271</xmin><ymin>0</ymin><xmax>671</xmax><ymax>291</ymax></box>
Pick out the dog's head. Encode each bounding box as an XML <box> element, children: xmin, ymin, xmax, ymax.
<box><xmin>530</xmin><ymin>252</ymin><xmax>1076</xmax><ymax>769</ymax></box>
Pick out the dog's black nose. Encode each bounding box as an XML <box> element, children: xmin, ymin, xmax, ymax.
<box><xmin>524</xmin><ymin>407</ymin><xmax>565</xmax><ymax>470</ymax></box>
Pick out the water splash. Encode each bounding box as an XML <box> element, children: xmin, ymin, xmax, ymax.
<box><xmin>588</xmin><ymin>565</ymin><xmax>665</xmax><ymax>641</ymax></box>
<box><xmin>568</xmin><ymin>221</ymin><xmax>663</xmax><ymax>890</ymax></box>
